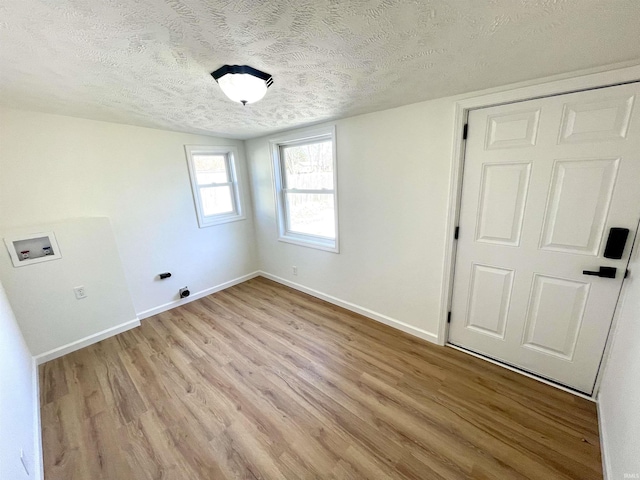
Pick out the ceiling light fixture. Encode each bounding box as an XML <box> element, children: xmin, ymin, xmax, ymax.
<box><xmin>211</xmin><ymin>65</ymin><xmax>273</xmax><ymax>106</ymax></box>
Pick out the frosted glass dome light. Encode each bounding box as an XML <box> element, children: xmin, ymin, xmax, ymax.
<box><xmin>211</xmin><ymin>65</ymin><xmax>273</xmax><ymax>105</ymax></box>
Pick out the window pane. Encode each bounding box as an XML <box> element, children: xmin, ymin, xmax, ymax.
<box><xmin>285</xmin><ymin>193</ymin><xmax>335</xmax><ymax>238</ymax></box>
<box><xmin>193</xmin><ymin>154</ymin><xmax>228</xmax><ymax>185</ymax></box>
<box><xmin>200</xmin><ymin>185</ymin><xmax>234</xmax><ymax>216</ymax></box>
<box><xmin>282</xmin><ymin>140</ymin><xmax>333</xmax><ymax>190</ymax></box>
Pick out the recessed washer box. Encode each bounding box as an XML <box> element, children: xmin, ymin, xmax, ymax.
<box><xmin>4</xmin><ymin>231</ymin><xmax>62</xmax><ymax>267</ymax></box>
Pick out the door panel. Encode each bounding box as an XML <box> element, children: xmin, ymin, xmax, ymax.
<box><xmin>521</xmin><ymin>274</ymin><xmax>589</xmax><ymax>361</ymax></box>
<box><xmin>465</xmin><ymin>264</ymin><xmax>514</xmax><ymax>339</ymax></box>
<box><xmin>476</xmin><ymin>162</ymin><xmax>531</xmax><ymax>246</ymax></box>
<box><xmin>559</xmin><ymin>95</ymin><xmax>634</xmax><ymax>143</ymax></box>
<box><xmin>449</xmin><ymin>82</ymin><xmax>640</xmax><ymax>394</ymax></box>
<box><xmin>486</xmin><ymin>109</ymin><xmax>540</xmax><ymax>149</ymax></box>
<box><xmin>540</xmin><ymin>158</ymin><xmax>620</xmax><ymax>255</ymax></box>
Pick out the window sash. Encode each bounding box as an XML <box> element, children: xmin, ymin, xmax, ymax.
<box><xmin>282</xmin><ymin>190</ymin><xmax>336</xmax><ymax>239</ymax></box>
<box><xmin>199</xmin><ymin>184</ymin><xmax>237</xmax><ymax>217</ymax></box>
<box><xmin>279</xmin><ymin>138</ymin><xmax>334</xmax><ymax>191</ymax></box>
<box><xmin>280</xmin><ymin>165</ymin><xmax>336</xmax><ymax>240</ymax></box>
<box><xmin>196</xmin><ymin>155</ymin><xmax>238</xmax><ymax>216</ymax></box>
<box><xmin>185</xmin><ymin>145</ymin><xmax>245</xmax><ymax>228</ymax></box>
<box><xmin>282</xmin><ymin>188</ymin><xmax>334</xmax><ymax>195</ymax></box>
<box><xmin>200</xmin><ymin>181</ymin><xmax>234</xmax><ymax>188</ymax></box>
<box><xmin>194</xmin><ymin>154</ymin><xmax>232</xmax><ymax>186</ymax></box>
<box><xmin>270</xmin><ymin>126</ymin><xmax>338</xmax><ymax>252</ymax></box>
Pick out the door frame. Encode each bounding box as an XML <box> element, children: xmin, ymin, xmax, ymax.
<box><xmin>438</xmin><ymin>63</ymin><xmax>640</xmax><ymax>400</ymax></box>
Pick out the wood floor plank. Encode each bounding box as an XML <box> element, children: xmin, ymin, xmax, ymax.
<box><xmin>40</xmin><ymin>357</ymin><xmax>70</xmax><ymax>405</ymax></box>
<box><xmin>41</xmin><ymin>276</ymin><xmax>602</xmax><ymax>479</ymax></box>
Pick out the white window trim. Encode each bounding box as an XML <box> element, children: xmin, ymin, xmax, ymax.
<box><xmin>270</xmin><ymin>125</ymin><xmax>340</xmax><ymax>253</ymax></box>
<box><xmin>185</xmin><ymin>145</ymin><xmax>246</xmax><ymax>228</ymax></box>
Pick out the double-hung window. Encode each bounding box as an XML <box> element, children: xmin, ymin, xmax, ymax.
<box><xmin>185</xmin><ymin>145</ymin><xmax>245</xmax><ymax>227</ymax></box>
<box><xmin>271</xmin><ymin>126</ymin><xmax>339</xmax><ymax>252</ymax></box>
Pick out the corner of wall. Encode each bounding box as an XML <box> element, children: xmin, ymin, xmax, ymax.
<box><xmin>31</xmin><ymin>357</ymin><xmax>44</xmax><ymax>480</ymax></box>
<box><xmin>596</xmin><ymin>396</ymin><xmax>611</xmax><ymax>480</ymax></box>
<box><xmin>241</xmin><ymin>137</ymin><xmax>268</xmax><ymax>273</ymax></box>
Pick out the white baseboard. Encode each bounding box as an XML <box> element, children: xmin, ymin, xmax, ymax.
<box><xmin>597</xmin><ymin>397</ymin><xmax>611</xmax><ymax>480</ymax></box>
<box><xmin>34</xmin><ymin>318</ymin><xmax>140</xmax><ymax>365</ymax></box>
<box><xmin>33</xmin><ymin>272</ymin><xmax>261</xmax><ymax>366</ymax></box>
<box><xmin>136</xmin><ymin>271</ymin><xmax>261</xmax><ymax>320</ymax></box>
<box><xmin>258</xmin><ymin>271</ymin><xmax>439</xmax><ymax>344</ymax></box>
<box><xmin>32</xmin><ymin>358</ymin><xmax>44</xmax><ymax>480</ymax></box>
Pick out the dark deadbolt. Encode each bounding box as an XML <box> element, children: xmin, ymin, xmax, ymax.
<box><xmin>582</xmin><ymin>266</ymin><xmax>617</xmax><ymax>278</ymax></box>
<box><xmin>603</xmin><ymin>228</ymin><xmax>630</xmax><ymax>259</ymax></box>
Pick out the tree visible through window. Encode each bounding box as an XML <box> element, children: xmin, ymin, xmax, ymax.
<box><xmin>271</xmin><ymin>126</ymin><xmax>338</xmax><ymax>252</ymax></box>
<box><xmin>282</xmin><ymin>140</ymin><xmax>335</xmax><ymax>238</ymax></box>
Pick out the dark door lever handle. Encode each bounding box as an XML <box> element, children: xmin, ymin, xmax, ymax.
<box><xmin>583</xmin><ymin>266</ymin><xmax>617</xmax><ymax>278</ymax></box>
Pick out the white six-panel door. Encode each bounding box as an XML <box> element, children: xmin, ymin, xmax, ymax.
<box><xmin>449</xmin><ymin>82</ymin><xmax>640</xmax><ymax>394</ymax></box>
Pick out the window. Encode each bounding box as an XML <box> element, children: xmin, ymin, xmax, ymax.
<box><xmin>271</xmin><ymin>126</ymin><xmax>339</xmax><ymax>252</ymax></box>
<box><xmin>185</xmin><ymin>145</ymin><xmax>245</xmax><ymax>227</ymax></box>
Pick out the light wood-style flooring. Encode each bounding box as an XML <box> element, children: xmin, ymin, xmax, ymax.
<box><xmin>40</xmin><ymin>276</ymin><xmax>602</xmax><ymax>479</ymax></box>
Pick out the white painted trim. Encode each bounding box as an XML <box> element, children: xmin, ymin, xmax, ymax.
<box><xmin>453</xmin><ymin>62</ymin><xmax>640</xmax><ymax>110</ymax></box>
<box><xmin>437</xmin><ymin>102</ymin><xmax>467</xmax><ymax>346</ymax></box>
<box><xmin>439</xmin><ymin>65</ymin><xmax>640</xmax><ymax>346</ymax></box>
<box><xmin>137</xmin><ymin>271</ymin><xmax>261</xmax><ymax>320</ymax></box>
<box><xmin>32</xmin><ymin>358</ymin><xmax>44</xmax><ymax>480</ymax></box>
<box><xmin>596</xmin><ymin>398</ymin><xmax>611</xmax><ymax>480</ymax></box>
<box><xmin>592</xmin><ymin>222</ymin><xmax>640</xmax><ymax>398</ymax></box>
<box><xmin>269</xmin><ymin>125</ymin><xmax>340</xmax><ymax>253</ymax></box>
<box><xmin>184</xmin><ymin>144</ymin><xmax>246</xmax><ymax>228</ymax></box>
<box><xmin>35</xmin><ymin>272</ymin><xmax>261</xmax><ymax>362</ymax></box>
<box><xmin>438</xmin><ymin>65</ymin><xmax>640</xmax><ymax>388</ymax></box>
<box><xmin>592</xmin><ymin>228</ymin><xmax>640</xmax><ymax>480</ymax></box>
<box><xmin>277</xmin><ymin>235</ymin><xmax>339</xmax><ymax>253</ymax></box>
<box><xmin>447</xmin><ymin>343</ymin><xmax>595</xmax><ymax>401</ymax></box>
<box><xmin>258</xmin><ymin>271</ymin><xmax>439</xmax><ymax>344</ymax></box>
<box><xmin>34</xmin><ymin>318</ymin><xmax>140</xmax><ymax>365</ymax></box>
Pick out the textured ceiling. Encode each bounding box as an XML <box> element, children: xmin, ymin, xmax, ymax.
<box><xmin>1</xmin><ymin>0</ymin><xmax>639</xmax><ymax>139</ymax></box>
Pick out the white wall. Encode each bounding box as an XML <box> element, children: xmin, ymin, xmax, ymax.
<box><xmin>0</xmin><ymin>107</ymin><xmax>258</xmax><ymax>320</ymax></box>
<box><xmin>598</xmin><ymin>237</ymin><xmax>640</xmax><ymax>479</ymax></box>
<box><xmin>246</xmin><ymin>98</ymin><xmax>454</xmax><ymax>341</ymax></box>
<box><xmin>0</xmin><ymin>280</ymin><xmax>38</xmax><ymax>480</ymax></box>
<box><xmin>0</xmin><ymin>218</ymin><xmax>138</xmax><ymax>358</ymax></box>
<box><xmin>246</xmin><ymin>64</ymin><xmax>640</xmax><ymax>344</ymax></box>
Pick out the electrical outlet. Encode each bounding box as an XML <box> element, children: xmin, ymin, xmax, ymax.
<box><xmin>73</xmin><ymin>286</ymin><xmax>87</xmax><ymax>300</ymax></box>
<box><xmin>20</xmin><ymin>449</ymin><xmax>29</xmax><ymax>475</ymax></box>
<box><xmin>292</xmin><ymin>266</ymin><xmax>298</xmax><ymax>276</ymax></box>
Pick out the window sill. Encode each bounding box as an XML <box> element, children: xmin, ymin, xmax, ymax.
<box><xmin>278</xmin><ymin>234</ymin><xmax>339</xmax><ymax>253</ymax></box>
<box><xmin>198</xmin><ymin>214</ymin><xmax>246</xmax><ymax>228</ymax></box>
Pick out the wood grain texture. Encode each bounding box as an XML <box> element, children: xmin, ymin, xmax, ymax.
<box><xmin>40</xmin><ymin>276</ymin><xmax>602</xmax><ymax>479</ymax></box>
